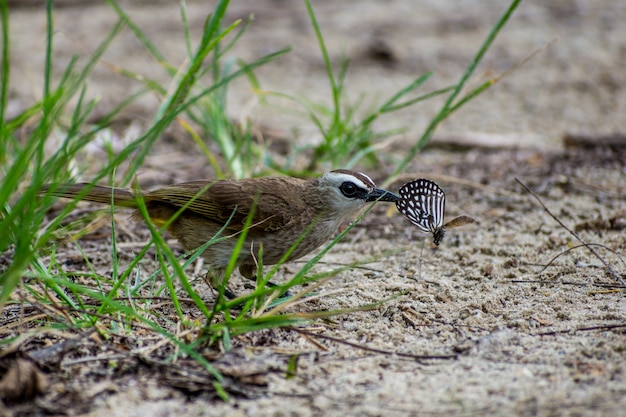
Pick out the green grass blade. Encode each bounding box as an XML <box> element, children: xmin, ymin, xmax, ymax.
<box><xmin>0</xmin><ymin>0</ymin><xmax>9</xmax><ymax>124</ymax></box>
<box><xmin>304</xmin><ymin>0</ymin><xmax>339</xmax><ymax>129</ymax></box>
<box><xmin>390</xmin><ymin>0</ymin><xmax>523</xmax><ymax>179</ymax></box>
<box><xmin>106</xmin><ymin>0</ymin><xmax>175</xmax><ymax>74</ymax></box>
<box><xmin>43</xmin><ymin>0</ymin><xmax>53</xmax><ymax>99</ymax></box>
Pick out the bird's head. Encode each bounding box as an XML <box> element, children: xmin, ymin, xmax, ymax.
<box><xmin>313</xmin><ymin>169</ymin><xmax>399</xmax><ymax>220</ymax></box>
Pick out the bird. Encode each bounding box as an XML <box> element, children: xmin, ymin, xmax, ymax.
<box><xmin>43</xmin><ymin>170</ymin><xmax>399</xmax><ymax>293</ymax></box>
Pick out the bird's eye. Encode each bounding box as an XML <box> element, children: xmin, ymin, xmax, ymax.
<box><xmin>340</xmin><ymin>182</ymin><xmax>359</xmax><ymax>197</ymax></box>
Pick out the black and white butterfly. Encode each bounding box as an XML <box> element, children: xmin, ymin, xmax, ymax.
<box><xmin>396</xmin><ymin>179</ymin><xmax>476</xmax><ymax>245</ymax></box>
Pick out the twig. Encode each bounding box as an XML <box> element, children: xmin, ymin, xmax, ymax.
<box><xmin>536</xmin><ymin>322</ymin><xmax>626</xmax><ymax>336</ymax></box>
<box><xmin>507</xmin><ymin>279</ymin><xmax>626</xmax><ymax>289</ymax></box>
<box><xmin>291</xmin><ymin>328</ymin><xmax>457</xmax><ymax>362</ymax></box>
<box><xmin>515</xmin><ymin>178</ymin><xmax>626</xmax><ymax>288</ymax></box>
<box><xmin>538</xmin><ymin>243</ymin><xmax>626</xmax><ymax>275</ymax></box>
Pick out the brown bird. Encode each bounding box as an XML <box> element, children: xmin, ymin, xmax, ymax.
<box><xmin>44</xmin><ymin>170</ymin><xmax>399</xmax><ymax>292</ymax></box>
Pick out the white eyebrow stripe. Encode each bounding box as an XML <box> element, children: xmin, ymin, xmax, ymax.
<box><xmin>324</xmin><ymin>172</ymin><xmax>371</xmax><ymax>189</ymax></box>
<box><xmin>355</xmin><ymin>172</ymin><xmax>375</xmax><ymax>187</ymax></box>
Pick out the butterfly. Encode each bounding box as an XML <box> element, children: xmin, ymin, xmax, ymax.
<box><xmin>396</xmin><ymin>179</ymin><xmax>477</xmax><ymax>245</ymax></box>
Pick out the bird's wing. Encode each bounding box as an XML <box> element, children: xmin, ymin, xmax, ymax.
<box><xmin>144</xmin><ymin>179</ymin><xmax>305</xmax><ymax>232</ymax></box>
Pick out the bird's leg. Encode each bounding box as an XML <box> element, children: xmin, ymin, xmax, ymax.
<box><xmin>202</xmin><ymin>264</ymin><xmax>291</xmax><ymax>300</ymax></box>
<box><xmin>202</xmin><ymin>269</ymin><xmax>238</xmax><ymax>300</ymax></box>
<box><xmin>238</xmin><ymin>264</ymin><xmax>257</xmax><ymax>281</ymax></box>
<box><xmin>239</xmin><ymin>264</ymin><xmax>291</xmax><ymax>297</ymax></box>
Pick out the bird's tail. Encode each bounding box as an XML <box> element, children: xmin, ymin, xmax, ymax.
<box><xmin>41</xmin><ymin>183</ymin><xmax>139</xmax><ymax>208</ymax></box>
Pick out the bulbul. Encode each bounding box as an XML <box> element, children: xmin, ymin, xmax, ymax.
<box><xmin>43</xmin><ymin>170</ymin><xmax>399</xmax><ymax>290</ymax></box>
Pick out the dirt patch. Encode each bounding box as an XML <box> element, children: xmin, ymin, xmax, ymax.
<box><xmin>3</xmin><ymin>1</ymin><xmax>626</xmax><ymax>416</ymax></box>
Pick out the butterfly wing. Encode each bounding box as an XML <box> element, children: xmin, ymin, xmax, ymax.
<box><xmin>444</xmin><ymin>215</ymin><xmax>478</xmax><ymax>229</ymax></box>
<box><xmin>396</xmin><ymin>179</ymin><xmax>445</xmax><ymax>235</ymax></box>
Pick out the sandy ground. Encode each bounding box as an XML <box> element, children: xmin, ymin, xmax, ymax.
<box><xmin>3</xmin><ymin>1</ymin><xmax>626</xmax><ymax>416</ymax></box>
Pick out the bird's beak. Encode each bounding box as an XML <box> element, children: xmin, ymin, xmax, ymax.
<box><xmin>366</xmin><ymin>188</ymin><xmax>400</xmax><ymax>202</ymax></box>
